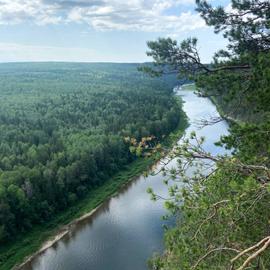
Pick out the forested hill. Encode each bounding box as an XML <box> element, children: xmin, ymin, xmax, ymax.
<box><xmin>0</xmin><ymin>62</ymin><xmax>184</xmax><ymax>246</ymax></box>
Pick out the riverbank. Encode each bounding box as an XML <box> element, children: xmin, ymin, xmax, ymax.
<box><xmin>184</xmin><ymin>83</ymin><xmax>241</xmax><ymax>125</ymax></box>
<box><xmin>148</xmin><ymin>86</ymin><xmax>236</xmax><ymax>270</ymax></box>
<box><xmin>0</xmin><ymin>95</ymin><xmax>188</xmax><ymax>270</ymax></box>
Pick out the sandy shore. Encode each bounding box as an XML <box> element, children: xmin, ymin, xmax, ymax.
<box><xmin>13</xmin><ymin>171</ymin><xmax>147</xmax><ymax>270</ymax></box>
<box><xmin>12</xmin><ymin>94</ymin><xmax>182</xmax><ymax>270</ymax></box>
<box><xmin>13</xmin><ymin>205</ymin><xmax>102</xmax><ymax>270</ymax></box>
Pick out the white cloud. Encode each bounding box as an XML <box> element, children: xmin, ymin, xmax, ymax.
<box><xmin>0</xmin><ymin>0</ymin><xmax>206</xmax><ymax>33</ymax></box>
<box><xmin>0</xmin><ymin>42</ymin><xmax>152</xmax><ymax>62</ymax></box>
<box><xmin>0</xmin><ymin>0</ymin><xmax>57</xmax><ymax>25</ymax></box>
<box><xmin>0</xmin><ymin>42</ymin><xmax>97</xmax><ymax>62</ymax></box>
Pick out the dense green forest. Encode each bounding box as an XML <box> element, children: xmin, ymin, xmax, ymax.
<box><xmin>145</xmin><ymin>0</ymin><xmax>270</xmax><ymax>269</ymax></box>
<box><xmin>0</xmin><ymin>62</ymin><xmax>183</xmax><ymax>245</ymax></box>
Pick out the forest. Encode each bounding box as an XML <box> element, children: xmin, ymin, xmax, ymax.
<box><xmin>145</xmin><ymin>0</ymin><xmax>270</xmax><ymax>269</ymax></box>
<box><xmin>0</xmin><ymin>62</ymin><xmax>183</xmax><ymax>245</ymax></box>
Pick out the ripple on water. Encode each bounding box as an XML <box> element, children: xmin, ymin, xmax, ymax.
<box><xmin>21</xmin><ymin>89</ymin><xmax>230</xmax><ymax>270</ymax></box>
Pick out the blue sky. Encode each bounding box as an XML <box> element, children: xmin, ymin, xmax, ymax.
<box><xmin>0</xmin><ymin>0</ymin><xmax>230</xmax><ymax>63</ymax></box>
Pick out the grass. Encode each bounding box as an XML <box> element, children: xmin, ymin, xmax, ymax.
<box><xmin>181</xmin><ymin>83</ymin><xmax>196</xmax><ymax>91</ymax></box>
<box><xmin>0</xmin><ymin>97</ymin><xmax>188</xmax><ymax>270</ymax></box>
<box><xmin>0</xmin><ymin>158</ymin><xmax>158</xmax><ymax>270</ymax></box>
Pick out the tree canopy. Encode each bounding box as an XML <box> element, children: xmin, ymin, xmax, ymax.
<box><xmin>144</xmin><ymin>0</ymin><xmax>270</xmax><ymax>269</ymax></box>
<box><xmin>0</xmin><ymin>63</ymin><xmax>185</xmax><ymax>248</ymax></box>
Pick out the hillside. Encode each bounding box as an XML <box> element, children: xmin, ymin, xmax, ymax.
<box><xmin>0</xmin><ymin>63</ymin><xmax>187</xmax><ymax>269</ymax></box>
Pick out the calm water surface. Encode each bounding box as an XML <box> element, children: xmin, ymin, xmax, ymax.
<box><xmin>21</xmin><ymin>88</ymin><xmax>230</xmax><ymax>270</ymax></box>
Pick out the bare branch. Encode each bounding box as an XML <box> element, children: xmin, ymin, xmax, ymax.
<box><xmin>192</xmin><ymin>200</ymin><xmax>229</xmax><ymax>240</ymax></box>
<box><xmin>192</xmin><ymin>247</ymin><xmax>239</xmax><ymax>269</ymax></box>
<box><xmin>230</xmin><ymin>236</ymin><xmax>270</xmax><ymax>270</ymax></box>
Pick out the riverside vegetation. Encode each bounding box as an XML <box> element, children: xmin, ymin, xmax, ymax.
<box><xmin>143</xmin><ymin>0</ymin><xmax>270</xmax><ymax>269</ymax></box>
<box><xmin>0</xmin><ymin>62</ymin><xmax>188</xmax><ymax>269</ymax></box>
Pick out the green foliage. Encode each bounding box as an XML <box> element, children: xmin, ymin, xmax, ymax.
<box><xmin>144</xmin><ymin>0</ymin><xmax>270</xmax><ymax>269</ymax></box>
<box><xmin>0</xmin><ymin>154</ymin><xmax>162</xmax><ymax>270</ymax></box>
<box><xmin>0</xmin><ymin>62</ymin><xmax>185</xmax><ymax>246</ymax></box>
<box><xmin>149</xmin><ymin>169</ymin><xmax>270</xmax><ymax>270</ymax></box>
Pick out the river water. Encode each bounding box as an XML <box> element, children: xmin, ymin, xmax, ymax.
<box><xmin>21</xmin><ymin>87</ymin><xmax>230</xmax><ymax>270</ymax></box>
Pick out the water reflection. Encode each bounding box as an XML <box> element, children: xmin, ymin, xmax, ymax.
<box><xmin>20</xmin><ymin>89</ymin><xmax>230</xmax><ymax>270</ymax></box>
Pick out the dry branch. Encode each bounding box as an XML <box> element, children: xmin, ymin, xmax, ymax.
<box><xmin>191</xmin><ymin>247</ymin><xmax>239</xmax><ymax>269</ymax></box>
<box><xmin>231</xmin><ymin>236</ymin><xmax>270</xmax><ymax>270</ymax></box>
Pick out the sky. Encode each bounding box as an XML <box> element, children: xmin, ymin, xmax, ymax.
<box><xmin>0</xmin><ymin>0</ymin><xmax>230</xmax><ymax>63</ymax></box>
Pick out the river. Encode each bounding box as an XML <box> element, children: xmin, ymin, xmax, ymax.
<box><xmin>20</xmin><ymin>86</ymin><xmax>230</xmax><ymax>270</ymax></box>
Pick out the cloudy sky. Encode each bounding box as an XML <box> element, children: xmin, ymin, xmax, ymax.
<box><xmin>0</xmin><ymin>0</ymin><xmax>230</xmax><ymax>63</ymax></box>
